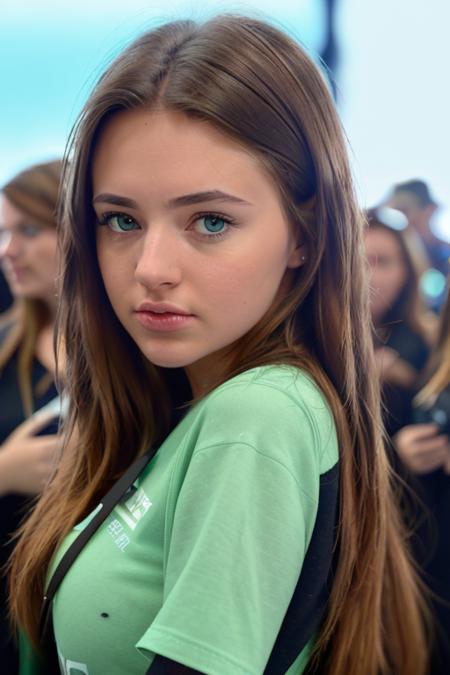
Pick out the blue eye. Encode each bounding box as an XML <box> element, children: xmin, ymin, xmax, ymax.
<box><xmin>196</xmin><ymin>214</ymin><xmax>228</xmax><ymax>236</ymax></box>
<box><xmin>101</xmin><ymin>213</ymin><xmax>139</xmax><ymax>232</ymax></box>
<box><xmin>20</xmin><ymin>224</ymin><xmax>42</xmax><ymax>238</ymax></box>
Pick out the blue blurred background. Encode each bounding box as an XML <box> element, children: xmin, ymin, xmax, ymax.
<box><xmin>1</xmin><ymin>0</ymin><xmax>449</xmax><ymax>240</ymax></box>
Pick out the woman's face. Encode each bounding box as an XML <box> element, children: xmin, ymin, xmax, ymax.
<box><xmin>365</xmin><ymin>226</ymin><xmax>408</xmax><ymax>322</ymax></box>
<box><xmin>0</xmin><ymin>195</ymin><xmax>58</xmax><ymax>307</ymax></box>
<box><xmin>93</xmin><ymin>109</ymin><xmax>305</xmax><ymax>394</ymax></box>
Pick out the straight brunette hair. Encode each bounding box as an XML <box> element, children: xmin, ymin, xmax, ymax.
<box><xmin>9</xmin><ymin>16</ymin><xmax>428</xmax><ymax>674</ymax></box>
<box><xmin>0</xmin><ymin>160</ymin><xmax>62</xmax><ymax>414</ymax></box>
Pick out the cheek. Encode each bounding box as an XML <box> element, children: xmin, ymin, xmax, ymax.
<box><xmin>97</xmin><ymin>245</ymin><xmax>119</xmax><ymax>296</ymax></box>
<box><xmin>96</xmin><ymin>235</ymin><xmax>136</xmax><ymax>295</ymax></box>
<box><xmin>97</xmin><ymin>255</ymin><xmax>135</xmax><ymax>320</ymax></box>
<box><xmin>98</xmin><ymin>259</ymin><xmax>122</xmax><ymax>304</ymax></box>
<box><xmin>35</xmin><ymin>236</ymin><xmax>58</xmax><ymax>264</ymax></box>
<box><xmin>384</xmin><ymin>256</ymin><xmax>407</xmax><ymax>288</ymax></box>
<box><xmin>202</xmin><ymin>251</ymin><xmax>286</xmax><ymax>318</ymax></box>
<box><xmin>370</xmin><ymin>266</ymin><xmax>388</xmax><ymax>290</ymax></box>
<box><xmin>389</xmin><ymin>268</ymin><xmax>407</xmax><ymax>298</ymax></box>
<box><xmin>373</xmin><ymin>269</ymin><xmax>406</xmax><ymax>308</ymax></box>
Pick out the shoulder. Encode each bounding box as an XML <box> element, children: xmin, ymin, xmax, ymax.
<box><xmin>190</xmin><ymin>365</ymin><xmax>338</xmax><ymax>475</ymax></box>
<box><xmin>205</xmin><ymin>365</ymin><xmax>333</xmax><ymax>429</ymax></box>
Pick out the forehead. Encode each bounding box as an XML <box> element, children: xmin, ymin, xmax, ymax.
<box><xmin>0</xmin><ymin>194</ymin><xmax>30</xmax><ymax>227</ymax></box>
<box><xmin>91</xmin><ymin>108</ymin><xmax>275</xmax><ymax>200</ymax></box>
<box><xmin>365</xmin><ymin>226</ymin><xmax>403</xmax><ymax>253</ymax></box>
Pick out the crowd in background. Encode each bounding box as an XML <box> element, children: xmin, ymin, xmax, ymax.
<box><xmin>0</xmin><ymin>163</ymin><xmax>449</xmax><ymax>673</ymax></box>
<box><xmin>364</xmin><ymin>181</ymin><xmax>450</xmax><ymax>672</ymax></box>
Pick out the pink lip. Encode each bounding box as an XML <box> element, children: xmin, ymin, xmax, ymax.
<box><xmin>137</xmin><ymin>302</ymin><xmax>191</xmax><ymax>315</ymax></box>
<box><xmin>135</xmin><ymin>302</ymin><xmax>194</xmax><ymax>332</ymax></box>
<box><xmin>6</xmin><ymin>265</ymin><xmax>26</xmax><ymax>280</ymax></box>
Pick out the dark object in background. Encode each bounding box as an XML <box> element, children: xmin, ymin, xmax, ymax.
<box><xmin>320</xmin><ymin>0</ymin><xmax>339</xmax><ymax>99</ymax></box>
<box><xmin>0</xmin><ymin>270</ymin><xmax>13</xmax><ymax>314</ymax></box>
<box><xmin>414</xmin><ymin>386</ymin><xmax>450</xmax><ymax>436</ymax></box>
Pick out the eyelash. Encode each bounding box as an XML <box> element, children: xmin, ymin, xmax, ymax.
<box><xmin>96</xmin><ymin>211</ymin><xmax>236</xmax><ymax>240</ymax></box>
<box><xmin>97</xmin><ymin>212</ymin><xmax>138</xmax><ymax>231</ymax></box>
<box><xmin>190</xmin><ymin>211</ymin><xmax>235</xmax><ymax>240</ymax></box>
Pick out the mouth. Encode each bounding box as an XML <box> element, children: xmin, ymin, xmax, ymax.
<box><xmin>134</xmin><ymin>304</ymin><xmax>195</xmax><ymax>332</ymax></box>
<box><xmin>5</xmin><ymin>265</ymin><xmax>27</xmax><ymax>280</ymax></box>
<box><xmin>136</xmin><ymin>302</ymin><xmax>192</xmax><ymax>315</ymax></box>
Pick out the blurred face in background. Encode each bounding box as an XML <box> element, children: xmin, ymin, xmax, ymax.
<box><xmin>365</xmin><ymin>226</ymin><xmax>408</xmax><ymax>323</ymax></box>
<box><xmin>0</xmin><ymin>194</ymin><xmax>58</xmax><ymax>306</ymax></box>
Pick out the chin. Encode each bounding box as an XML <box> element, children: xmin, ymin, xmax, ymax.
<box><xmin>16</xmin><ymin>290</ymin><xmax>43</xmax><ymax>301</ymax></box>
<box><xmin>140</xmin><ymin>350</ymin><xmax>198</xmax><ymax>370</ymax></box>
<box><xmin>9</xmin><ymin>287</ymin><xmax>28</xmax><ymax>299</ymax></box>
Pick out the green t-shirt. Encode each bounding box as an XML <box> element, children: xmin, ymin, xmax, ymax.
<box><xmin>48</xmin><ymin>365</ymin><xmax>338</xmax><ymax>675</ymax></box>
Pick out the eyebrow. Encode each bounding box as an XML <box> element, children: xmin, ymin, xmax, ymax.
<box><xmin>92</xmin><ymin>190</ymin><xmax>253</xmax><ymax>209</ymax></box>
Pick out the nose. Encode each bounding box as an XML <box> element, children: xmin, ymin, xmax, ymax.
<box><xmin>0</xmin><ymin>231</ymin><xmax>21</xmax><ymax>259</ymax></box>
<box><xmin>134</xmin><ymin>226</ymin><xmax>182</xmax><ymax>290</ymax></box>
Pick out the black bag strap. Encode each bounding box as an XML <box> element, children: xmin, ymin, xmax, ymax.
<box><xmin>40</xmin><ymin>449</ymin><xmax>153</xmax><ymax>638</ymax></box>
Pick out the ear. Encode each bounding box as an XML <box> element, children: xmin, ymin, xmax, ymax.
<box><xmin>287</xmin><ymin>242</ymin><xmax>308</xmax><ymax>269</ymax></box>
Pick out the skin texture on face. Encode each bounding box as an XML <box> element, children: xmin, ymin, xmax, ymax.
<box><xmin>93</xmin><ymin>109</ymin><xmax>304</xmax><ymax>395</ymax></box>
<box><xmin>0</xmin><ymin>195</ymin><xmax>58</xmax><ymax>308</ymax></box>
<box><xmin>365</xmin><ymin>227</ymin><xmax>408</xmax><ymax>324</ymax></box>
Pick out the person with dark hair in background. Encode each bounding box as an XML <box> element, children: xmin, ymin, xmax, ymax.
<box><xmin>10</xmin><ymin>16</ymin><xmax>428</xmax><ymax>675</ymax></box>
<box><xmin>0</xmin><ymin>160</ymin><xmax>64</xmax><ymax>673</ymax></box>
<box><xmin>387</xmin><ymin>181</ymin><xmax>450</xmax><ymax>312</ymax></box>
<box><xmin>365</xmin><ymin>207</ymin><xmax>437</xmax><ymax>437</ymax></box>
<box><xmin>394</xmin><ymin>289</ymin><xmax>450</xmax><ymax>674</ymax></box>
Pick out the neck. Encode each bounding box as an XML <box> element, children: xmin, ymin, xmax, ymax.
<box><xmin>184</xmin><ymin>366</ymin><xmax>217</xmax><ymax>399</ymax></box>
<box><xmin>184</xmin><ymin>350</ymin><xmax>233</xmax><ymax>399</ymax></box>
<box><xmin>35</xmin><ymin>322</ymin><xmax>56</xmax><ymax>374</ymax></box>
<box><xmin>42</xmin><ymin>295</ymin><xmax>58</xmax><ymax>321</ymax></box>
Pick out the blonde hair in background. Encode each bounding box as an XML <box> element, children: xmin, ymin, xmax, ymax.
<box><xmin>416</xmin><ymin>287</ymin><xmax>450</xmax><ymax>404</ymax></box>
<box><xmin>0</xmin><ymin>160</ymin><xmax>63</xmax><ymax>415</ymax></box>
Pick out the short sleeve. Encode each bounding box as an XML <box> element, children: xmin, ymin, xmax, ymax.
<box><xmin>136</xmin><ymin>381</ymin><xmax>326</xmax><ymax>674</ymax></box>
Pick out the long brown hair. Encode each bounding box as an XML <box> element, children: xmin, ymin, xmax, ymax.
<box><xmin>0</xmin><ymin>160</ymin><xmax>63</xmax><ymax>414</ymax></box>
<box><xmin>9</xmin><ymin>16</ymin><xmax>428</xmax><ymax>674</ymax></box>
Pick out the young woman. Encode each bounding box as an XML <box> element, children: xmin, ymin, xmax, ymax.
<box><xmin>365</xmin><ymin>208</ymin><xmax>436</xmax><ymax>436</ymax></box>
<box><xmin>10</xmin><ymin>16</ymin><xmax>428</xmax><ymax>675</ymax></box>
<box><xmin>394</xmin><ymin>290</ymin><xmax>450</xmax><ymax>673</ymax></box>
<box><xmin>0</xmin><ymin>160</ymin><xmax>63</xmax><ymax>672</ymax></box>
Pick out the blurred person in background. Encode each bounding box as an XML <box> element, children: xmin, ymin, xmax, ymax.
<box><xmin>0</xmin><ymin>160</ymin><xmax>63</xmax><ymax>673</ymax></box>
<box><xmin>387</xmin><ymin>179</ymin><xmax>450</xmax><ymax>310</ymax></box>
<box><xmin>365</xmin><ymin>207</ymin><xmax>437</xmax><ymax>437</ymax></box>
<box><xmin>394</xmin><ymin>288</ymin><xmax>450</xmax><ymax>674</ymax></box>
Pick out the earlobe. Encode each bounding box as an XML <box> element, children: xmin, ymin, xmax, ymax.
<box><xmin>287</xmin><ymin>244</ymin><xmax>308</xmax><ymax>269</ymax></box>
